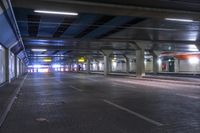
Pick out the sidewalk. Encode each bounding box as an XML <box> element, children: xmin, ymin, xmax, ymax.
<box><xmin>0</xmin><ymin>76</ymin><xmax>26</xmax><ymax>126</ymax></box>
<box><xmin>90</xmin><ymin>71</ymin><xmax>200</xmax><ymax>83</ymax></box>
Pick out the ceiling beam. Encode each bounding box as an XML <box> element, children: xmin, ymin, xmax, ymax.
<box><xmin>97</xmin><ymin>18</ymin><xmax>146</xmax><ymax>39</ymax></box>
<box><xmin>12</xmin><ymin>0</ymin><xmax>200</xmax><ymax>20</ymax></box>
<box><xmin>75</xmin><ymin>16</ymin><xmax>114</xmax><ymax>38</ymax></box>
<box><xmin>27</xmin><ymin>15</ymin><xmax>41</xmax><ymax>37</ymax></box>
<box><xmin>23</xmin><ymin>36</ymin><xmax>199</xmax><ymax>44</ymax></box>
<box><xmin>53</xmin><ymin>17</ymin><xmax>76</xmax><ymax>38</ymax></box>
<box><xmin>25</xmin><ymin>45</ymin><xmax>135</xmax><ymax>51</ymax></box>
<box><xmin>17</xmin><ymin>20</ymin><xmax>200</xmax><ymax>32</ymax></box>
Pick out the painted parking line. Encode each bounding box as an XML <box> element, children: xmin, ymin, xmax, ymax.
<box><xmin>26</xmin><ymin>77</ymin><xmax>57</xmax><ymax>80</ymax></box>
<box><xmin>175</xmin><ymin>94</ymin><xmax>200</xmax><ymax>99</ymax></box>
<box><xmin>112</xmin><ymin>83</ymin><xmax>136</xmax><ymax>88</ymax></box>
<box><xmin>69</xmin><ymin>85</ymin><xmax>83</xmax><ymax>92</ymax></box>
<box><xmin>0</xmin><ymin>73</ymin><xmax>28</xmax><ymax>128</ymax></box>
<box><xmin>102</xmin><ymin>99</ymin><xmax>164</xmax><ymax>126</ymax></box>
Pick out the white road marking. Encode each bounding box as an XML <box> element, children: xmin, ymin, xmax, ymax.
<box><xmin>175</xmin><ymin>94</ymin><xmax>200</xmax><ymax>99</ymax></box>
<box><xmin>103</xmin><ymin>99</ymin><xmax>163</xmax><ymax>126</ymax></box>
<box><xmin>36</xmin><ymin>117</ymin><xmax>49</xmax><ymax>122</ymax></box>
<box><xmin>0</xmin><ymin>73</ymin><xmax>28</xmax><ymax>127</ymax></box>
<box><xmin>69</xmin><ymin>85</ymin><xmax>83</xmax><ymax>92</ymax></box>
<box><xmin>27</xmin><ymin>77</ymin><xmax>57</xmax><ymax>80</ymax></box>
<box><xmin>112</xmin><ymin>82</ymin><xmax>136</xmax><ymax>88</ymax></box>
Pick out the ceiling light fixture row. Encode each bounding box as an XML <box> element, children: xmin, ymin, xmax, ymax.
<box><xmin>34</xmin><ymin>10</ymin><xmax>194</xmax><ymax>23</ymax></box>
<box><xmin>31</xmin><ymin>49</ymin><xmax>47</xmax><ymax>52</ymax></box>
<box><xmin>165</xmin><ymin>18</ymin><xmax>194</xmax><ymax>22</ymax></box>
<box><xmin>34</xmin><ymin>10</ymin><xmax>78</xmax><ymax>16</ymax></box>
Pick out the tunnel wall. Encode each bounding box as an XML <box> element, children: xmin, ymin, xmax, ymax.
<box><xmin>0</xmin><ymin>1</ymin><xmax>18</xmax><ymax>49</ymax></box>
<box><xmin>179</xmin><ymin>60</ymin><xmax>200</xmax><ymax>73</ymax></box>
<box><xmin>0</xmin><ymin>43</ymin><xmax>25</xmax><ymax>85</ymax></box>
<box><xmin>0</xmin><ymin>1</ymin><xmax>26</xmax><ymax>85</ymax></box>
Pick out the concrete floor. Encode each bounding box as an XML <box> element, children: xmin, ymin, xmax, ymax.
<box><xmin>0</xmin><ymin>72</ymin><xmax>200</xmax><ymax>133</ymax></box>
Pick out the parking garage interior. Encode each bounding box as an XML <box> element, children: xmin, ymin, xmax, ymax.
<box><xmin>0</xmin><ymin>0</ymin><xmax>200</xmax><ymax>133</ymax></box>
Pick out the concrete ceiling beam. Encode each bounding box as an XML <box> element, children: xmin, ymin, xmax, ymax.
<box><xmin>23</xmin><ymin>36</ymin><xmax>200</xmax><ymax>45</ymax></box>
<box><xmin>25</xmin><ymin>45</ymin><xmax>135</xmax><ymax>51</ymax></box>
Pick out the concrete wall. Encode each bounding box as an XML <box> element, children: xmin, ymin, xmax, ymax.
<box><xmin>179</xmin><ymin>60</ymin><xmax>200</xmax><ymax>73</ymax></box>
<box><xmin>78</xmin><ymin>56</ymin><xmax>200</xmax><ymax>74</ymax></box>
<box><xmin>89</xmin><ymin>60</ymin><xmax>104</xmax><ymax>71</ymax></box>
<box><xmin>157</xmin><ymin>58</ymin><xmax>200</xmax><ymax>74</ymax></box>
<box><xmin>130</xmin><ymin>59</ymin><xmax>136</xmax><ymax>72</ymax></box>
<box><xmin>145</xmin><ymin>60</ymin><xmax>153</xmax><ymax>72</ymax></box>
<box><xmin>0</xmin><ymin>1</ymin><xmax>25</xmax><ymax>85</ymax></box>
<box><xmin>111</xmin><ymin>60</ymin><xmax>126</xmax><ymax>72</ymax></box>
<box><xmin>90</xmin><ymin>60</ymin><xmax>98</xmax><ymax>71</ymax></box>
<box><xmin>129</xmin><ymin>58</ymin><xmax>153</xmax><ymax>73</ymax></box>
<box><xmin>0</xmin><ymin>44</ymin><xmax>25</xmax><ymax>85</ymax></box>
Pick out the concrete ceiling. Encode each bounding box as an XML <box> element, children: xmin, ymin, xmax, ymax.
<box><xmin>11</xmin><ymin>0</ymin><xmax>200</xmax><ymax>64</ymax></box>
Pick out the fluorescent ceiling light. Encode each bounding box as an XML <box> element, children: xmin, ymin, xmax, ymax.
<box><xmin>188</xmin><ymin>45</ymin><xmax>199</xmax><ymax>52</ymax></box>
<box><xmin>31</xmin><ymin>49</ymin><xmax>47</xmax><ymax>52</ymax></box>
<box><xmin>34</xmin><ymin>10</ymin><xmax>78</xmax><ymax>16</ymax></box>
<box><xmin>165</xmin><ymin>18</ymin><xmax>194</xmax><ymax>22</ymax></box>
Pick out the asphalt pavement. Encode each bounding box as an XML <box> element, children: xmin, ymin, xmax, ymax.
<box><xmin>0</xmin><ymin>72</ymin><xmax>200</xmax><ymax>133</ymax></box>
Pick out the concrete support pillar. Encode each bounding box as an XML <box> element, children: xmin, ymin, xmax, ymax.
<box><xmin>153</xmin><ymin>55</ymin><xmax>158</xmax><ymax>74</ymax></box>
<box><xmin>75</xmin><ymin>60</ymin><xmax>79</xmax><ymax>72</ymax></box>
<box><xmin>102</xmin><ymin>50</ymin><xmax>111</xmax><ymax>76</ymax></box>
<box><xmin>136</xmin><ymin>49</ymin><xmax>145</xmax><ymax>77</ymax></box>
<box><xmin>104</xmin><ymin>55</ymin><xmax>110</xmax><ymax>75</ymax></box>
<box><xmin>96</xmin><ymin>60</ymin><xmax>100</xmax><ymax>71</ymax></box>
<box><xmin>67</xmin><ymin>59</ymin><xmax>71</xmax><ymax>71</ymax></box>
<box><xmin>86</xmin><ymin>57</ymin><xmax>91</xmax><ymax>73</ymax></box>
<box><xmin>69</xmin><ymin>63</ymin><xmax>72</xmax><ymax>71</ymax></box>
<box><xmin>14</xmin><ymin>56</ymin><xmax>18</xmax><ymax>78</ymax></box>
<box><xmin>22</xmin><ymin>62</ymin><xmax>24</xmax><ymax>74</ymax></box>
<box><xmin>19</xmin><ymin>61</ymin><xmax>22</xmax><ymax>75</ymax></box>
<box><xmin>125</xmin><ymin>57</ymin><xmax>130</xmax><ymax>73</ymax></box>
<box><xmin>195</xmin><ymin>44</ymin><xmax>200</xmax><ymax>51</ymax></box>
<box><xmin>5</xmin><ymin>48</ymin><xmax>11</xmax><ymax>83</ymax></box>
<box><xmin>174</xmin><ymin>59</ymin><xmax>180</xmax><ymax>73</ymax></box>
<box><xmin>20</xmin><ymin>61</ymin><xmax>23</xmax><ymax>74</ymax></box>
<box><xmin>18</xmin><ymin>59</ymin><xmax>21</xmax><ymax>75</ymax></box>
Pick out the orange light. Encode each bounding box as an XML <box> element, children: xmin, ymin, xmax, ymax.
<box><xmin>175</xmin><ymin>54</ymin><xmax>200</xmax><ymax>60</ymax></box>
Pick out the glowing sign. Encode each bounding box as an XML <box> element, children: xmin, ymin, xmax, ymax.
<box><xmin>78</xmin><ymin>57</ymin><xmax>85</xmax><ymax>63</ymax></box>
<box><xmin>43</xmin><ymin>58</ymin><xmax>52</xmax><ymax>62</ymax></box>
